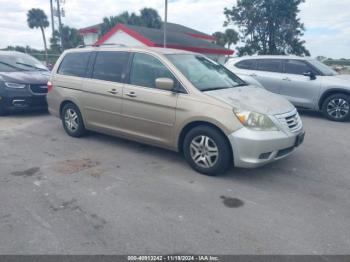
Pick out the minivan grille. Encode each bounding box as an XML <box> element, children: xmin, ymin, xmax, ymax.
<box><xmin>30</xmin><ymin>84</ymin><xmax>48</xmax><ymax>94</ymax></box>
<box><xmin>276</xmin><ymin>110</ymin><xmax>302</xmax><ymax>133</ymax></box>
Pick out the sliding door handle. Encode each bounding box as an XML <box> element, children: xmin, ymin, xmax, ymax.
<box><xmin>107</xmin><ymin>89</ymin><xmax>118</xmax><ymax>95</ymax></box>
<box><xmin>125</xmin><ymin>92</ymin><xmax>137</xmax><ymax>98</ymax></box>
<box><xmin>282</xmin><ymin>77</ymin><xmax>291</xmax><ymax>81</ymax></box>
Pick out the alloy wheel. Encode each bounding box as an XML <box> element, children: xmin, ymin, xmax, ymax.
<box><xmin>327</xmin><ymin>98</ymin><xmax>350</xmax><ymax>119</ymax></box>
<box><xmin>64</xmin><ymin>108</ymin><xmax>79</xmax><ymax>132</ymax></box>
<box><xmin>190</xmin><ymin>135</ymin><xmax>219</xmax><ymax>168</ymax></box>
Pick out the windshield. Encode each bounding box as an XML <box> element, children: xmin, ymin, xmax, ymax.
<box><xmin>308</xmin><ymin>59</ymin><xmax>338</xmax><ymax>76</ymax></box>
<box><xmin>166</xmin><ymin>54</ymin><xmax>246</xmax><ymax>91</ymax></box>
<box><xmin>0</xmin><ymin>52</ymin><xmax>48</xmax><ymax>72</ymax></box>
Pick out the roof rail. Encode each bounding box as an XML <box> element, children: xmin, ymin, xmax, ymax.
<box><xmin>77</xmin><ymin>43</ymin><xmax>127</xmax><ymax>48</ymax></box>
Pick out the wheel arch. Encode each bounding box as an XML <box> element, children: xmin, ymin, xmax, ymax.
<box><xmin>59</xmin><ymin>100</ymin><xmax>83</xmax><ymax>119</ymax></box>
<box><xmin>177</xmin><ymin>120</ymin><xmax>233</xmax><ymax>159</ymax></box>
<box><xmin>319</xmin><ymin>88</ymin><xmax>350</xmax><ymax>109</ymax></box>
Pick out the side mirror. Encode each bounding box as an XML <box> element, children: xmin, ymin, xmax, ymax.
<box><xmin>155</xmin><ymin>78</ymin><xmax>174</xmax><ymax>91</ymax></box>
<box><xmin>303</xmin><ymin>71</ymin><xmax>316</xmax><ymax>80</ymax></box>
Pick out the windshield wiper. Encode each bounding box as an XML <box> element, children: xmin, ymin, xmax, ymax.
<box><xmin>236</xmin><ymin>83</ymin><xmax>249</xmax><ymax>87</ymax></box>
<box><xmin>203</xmin><ymin>84</ymin><xmax>248</xmax><ymax>92</ymax></box>
<box><xmin>0</xmin><ymin>61</ymin><xmax>28</xmax><ymax>71</ymax></box>
<box><xmin>16</xmin><ymin>62</ymin><xmax>47</xmax><ymax>71</ymax></box>
<box><xmin>202</xmin><ymin>87</ymin><xmax>231</xmax><ymax>92</ymax></box>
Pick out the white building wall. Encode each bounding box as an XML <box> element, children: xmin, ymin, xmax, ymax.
<box><xmin>104</xmin><ymin>31</ymin><xmax>147</xmax><ymax>46</ymax></box>
<box><xmin>83</xmin><ymin>33</ymin><xmax>99</xmax><ymax>45</ymax></box>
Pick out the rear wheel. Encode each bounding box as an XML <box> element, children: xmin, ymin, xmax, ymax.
<box><xmin>61</xmin><ymin>103</ymin><xmax>87</xmax><ymax>137</ymax></box>
<box><xmin>322</xmin><ymin>94</ymin><xmax>350</xmax><ymax>122</ymax></box>
<box><xmin>183</xmin><ymin>125</ymin><xmax>232</xmax><ymax>176</ymax></box>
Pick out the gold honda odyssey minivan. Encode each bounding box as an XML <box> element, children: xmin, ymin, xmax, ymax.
<box><xmin>47</xmin><ymin>45</ymin><xmax>305</xmax><ymax>175</ymax></box>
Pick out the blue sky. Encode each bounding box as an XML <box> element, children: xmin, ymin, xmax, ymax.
<box><xmin>0</xmin><ymin>0</ymin><xmax>349</xmax><ymax>58</ymax></box>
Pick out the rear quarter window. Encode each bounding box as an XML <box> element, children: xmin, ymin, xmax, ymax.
<box><xmin>57</xmin><ymin>52</ymin><xmax>91</xmax><ymax>77</ymax></box>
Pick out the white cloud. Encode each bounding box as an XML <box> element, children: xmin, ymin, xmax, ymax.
<box><xmin>300</xmin><ymin>0</ymin><xmax>350</xmax><ymax>58</ymax></box>
<box><xmin>0</xmin><ymin>0</ymin><xmax>348</xmax><ymax>58</ymax></box>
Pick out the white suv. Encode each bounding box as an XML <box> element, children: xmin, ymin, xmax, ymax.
<box><xmin>226</xmin><ymin>56</ymin><xmax>350</xmax><ymax>122</ymax></box>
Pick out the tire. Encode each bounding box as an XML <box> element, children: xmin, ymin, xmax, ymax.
<box><xmin>61</xmin><ymin>103</ymin><xmax>87</xmax><ymax>137</ymax></box>
<box><xmin>183</xmin><ymin>125</ymin><xmax>232</xmax><ymax>176</ymax></box>
<box><xmin>322</xmin><ymin>94</ymin><xmax>350</xmax><ymax>122</ymax></box>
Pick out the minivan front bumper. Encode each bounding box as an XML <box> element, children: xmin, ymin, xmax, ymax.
<box><xmin>228</xmin><ymin>127</ymin><xmax>305</xmax><ymax>168</ymax></box>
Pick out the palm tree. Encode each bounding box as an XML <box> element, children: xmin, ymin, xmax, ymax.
<box><xmin>212</xmin><ymin>31</ymin><xmax>228</xmax><ymax>47</ymax></box>
<box><xmin>27</xmin><ymin>8</ymin><xmax>49</xmax><ymax>64</ymax></box>
<box><xmin>225</xmin><ymin>29</ymin><xmax>239</xmax><ymax>49</ymax></box>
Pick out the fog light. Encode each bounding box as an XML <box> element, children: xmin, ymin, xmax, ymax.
<box><xmin>259</xmin><ymin>152</ymin><xmax>272</xmax><ymax>160</ymax></box>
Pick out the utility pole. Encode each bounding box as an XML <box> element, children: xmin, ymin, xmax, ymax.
<box><xmin>56</xmin><ymin>0</ymin><xmax>63</xmax><ymax>48</ymax></box>
<box><xmin>50</xmin><ymin>0</ymin><xmax>55</xmax><ymax>37</ymax></box>
<box><xmin>164</xmin><ymin>0</ymin><xmax>168</xmax><ymax>48</ymax></box>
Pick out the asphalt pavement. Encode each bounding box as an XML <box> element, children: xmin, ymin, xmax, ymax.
<box><xmin>0</xmin><ymin>111</ymin><xmax>349</xmax><ymax>254</ymax></box>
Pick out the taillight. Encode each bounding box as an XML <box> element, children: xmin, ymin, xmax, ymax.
<box><xmin>47</xmin><ymin>81</ymin><xmax>53</xmax><ymax>92</ymax></box>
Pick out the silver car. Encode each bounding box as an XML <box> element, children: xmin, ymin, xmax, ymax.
<box><xmin>225</xmin><ymin>56</ymin><xmax>350</xmax><ymax>122</ymax></box>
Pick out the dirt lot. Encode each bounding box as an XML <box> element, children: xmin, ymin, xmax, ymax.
<box><xmin>0</xmin><ymin>111</ymin><xmax>349</xmax><ymax>254</ymax></box>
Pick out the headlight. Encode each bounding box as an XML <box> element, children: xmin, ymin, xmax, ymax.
<box><xmin>4</xmin><ymin>82</ymin><xmax>26</xmax><ymax>89</ymax></box>
<box><xmin>234</xmin><ymin>109</ymin><xmax>278</xmax><ymax>131</ymax></box>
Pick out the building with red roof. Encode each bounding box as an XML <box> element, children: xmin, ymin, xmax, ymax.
<box><xmin>79</xmin><ymin>22</ymin><xmax>234</xmax><ymax>63</ymax></box>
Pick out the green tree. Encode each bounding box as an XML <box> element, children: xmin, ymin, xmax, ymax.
<box><xmin>100</xmin><ymin>8</ymin><xmax>162</xmax><ymax>37</ymax></box>
<box><xmin>60</xmin><ymin>26</ymin><xmax>84</xmax><ymax>50</ymax></box>
<box><xmin>27</xmin><ymin>8</ymin><xmax>49</xmax><ymax>64</ymax></box>
<box><xmin>139</xmin><ymin>8</ymin><xmax>162</xmax><ymax>29</ymax></box>
<box><xmin>100</xmin><ymin>11</ymin><xmax>132</xmax><ymax>36</ymax></box>
<box><xmin>225</xmin><ymin>29</ymin><xmax>239</xmax><ymax>49</ymax></box>
<box><xmin>49</xmin><ymin>30</ymin><xmax>61</xmax><ymax>53</ymax></box>
<box><xmin>212</xmin><ymin>29</ymin><xmax>239</xmax><ymax>49</ymax></box>
<box><xmin>49</xmin><ymin>26</ymin><xmax>83</xmax><ymax>52</ymax></box>
<box><xmin>224</xmin><ymin>0</ymin><xmax>310</xmax><ymax>56</ymax></box>
<box><xmin>212</xmin><ymin>31</ymin><xmax>228</xmax><ymax>47</ymax></box>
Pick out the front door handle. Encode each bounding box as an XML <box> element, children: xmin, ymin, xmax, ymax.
<box><xmin>282</xmin><ymin>77</ymin><xmax>291</xmax><ymax>81</ymax></box>
<box><xmin>250</xmin><ymin>73</ymin><xmax>258</xmax><ymax>77</ymax></box>
<box><xmin>125</xmin><ymin>92</ymin><xmax>137</xmax><ymax>98</ymax></box>
<box><xmin>107</xmin><ymin>89</ymin><xmax>118</xmax><ymax>95</ymax></box>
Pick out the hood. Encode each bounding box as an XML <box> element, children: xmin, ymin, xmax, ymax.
<box><xmin>0</xmin><ymin>71</ymin><xmax>50</xmax><ymax>85</ymax></box>
<box><xmin>205</xmin><ymin>85</ymin><xmax>295</xmax><ymax>115</ymax></box>
<box><xmin>332</xmin><ymin>74</ymin><xmax>350</xmax><ymax>83</ymax></box>
<box><xmin>321</xmin><ymin>74</ymin><xmax>350</xmax><ymax>89</ymax></box>
<box><xmin>334</xmin><ymin>74</ymin><xmax>350</xmax><ymax>80</ymax></box>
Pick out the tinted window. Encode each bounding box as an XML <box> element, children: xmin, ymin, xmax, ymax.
<box><xmin>130</xmin><ymin>53</ymin><xmax>176</xmax><ymax>89</ymax></box>
<box><xmin>92</xmin><ymin>51</ymin><xmax>130</xmax><ymax>82</ymax></box>
<box><xmin>235</xmin><ymin>60</ymin><xmax>256</xmax><ymax>70</ymax></box>
<box><xmin>257</xmin><ymin>59</ymin><xmax>282</xmax><ymax>73</ymax></box>
<box><xmin>285</xmin><ymin>60</ymin><xmax>312</xmax><ymax>75</ymax></box>
<box><xmin>58</xmin><ymin>52</ymin><xmax>90</xmax><ymax>77</ymax></box>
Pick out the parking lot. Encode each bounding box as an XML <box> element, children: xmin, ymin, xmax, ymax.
<box><xmin>0</xmin><ymin>111</ymin><xmax>349</xmax><ymax>254</ymax></box>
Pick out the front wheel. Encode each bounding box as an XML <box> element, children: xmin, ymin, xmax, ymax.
<box><xmin>322</xmin><ymin>94</ymin><xmax>350</xmax><ymax>122</ymax></box>
<box><xmin>183</xmin><ymin>126</ymin><xmax>232</xmax><ymax>176</ymax></box>
<box><xmin>61</xmin><ymin>103</ymin><xmax>87</xmax><ymax>137</ymax></box>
